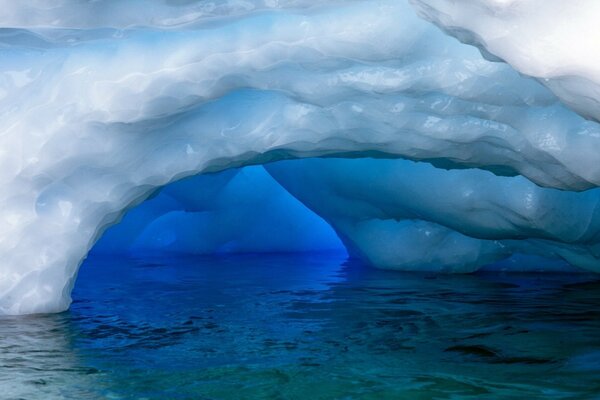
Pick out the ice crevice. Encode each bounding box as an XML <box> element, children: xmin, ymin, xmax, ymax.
<box><xmin>1</xmin><ymin>0</ymin><xmax>600</xmax><ymax>314</ymax></box>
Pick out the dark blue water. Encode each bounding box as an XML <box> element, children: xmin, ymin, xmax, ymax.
<box><xmin>3</xmin><ymin>254</ymin><xmax>600</xmax><ymax>399</ymax></box>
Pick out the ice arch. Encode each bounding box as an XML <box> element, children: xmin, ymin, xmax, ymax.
<box><xmin>1</xmin><ymin>0</ymin><xmax>600</xmax><ymax>314</ymax></box>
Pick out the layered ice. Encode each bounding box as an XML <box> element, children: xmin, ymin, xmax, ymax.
<box><xmin>268</xmin><ymin>159</ymin><xmax>600</xmax><ymax>273</ymax></box>
<box><xmin>409</xmin><ymin>0</ymin><xmax>600</xmax><ymax>122</ymax></box>
<box><xmin>1</xmin><ymin>0</ymin><xmax>600</xmax><ymax>314</ymax></box>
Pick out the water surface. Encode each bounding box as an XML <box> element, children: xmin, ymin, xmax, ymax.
<box><xmin>2</xmin><ymin>254</ymin><xmax>600</xmax><ymax>399</ymax></box>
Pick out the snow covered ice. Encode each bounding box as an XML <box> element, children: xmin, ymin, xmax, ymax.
<box><xmin>410</xmin><ymin>0</ymin><xmax>600</xmax><ymax>122</ymax></box>
<box><xmin>1</xmin><ymin>0</ymin><xmax>600</xmax><ymax>314</ymax></box>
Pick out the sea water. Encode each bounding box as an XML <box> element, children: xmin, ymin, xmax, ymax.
<box><xmin>2</xmin><ymin>253</ymin><xmax>600</xmax><ymax>399</ymax></box>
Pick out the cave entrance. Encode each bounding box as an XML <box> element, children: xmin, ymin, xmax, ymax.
<box><xmin>88</xmin><ymin>164</ymin><xmax>346</xmax><ymax>259</ymax></box>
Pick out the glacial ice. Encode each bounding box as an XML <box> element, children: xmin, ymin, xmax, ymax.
<box><xmin>410</xmin><ymin>0</ymin><xmax>600</xmax><ymax>122</ymax></box>
<box><xmin>1</xmin><ymin>0</ymin><xmax>600</xmax><ymax>314</ymax></box>
<box><xmin>268</xmin><ymin>159</ymin><xmax>600</xmax><ymax>273</ymax></box>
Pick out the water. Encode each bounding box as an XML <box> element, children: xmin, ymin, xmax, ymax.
<box><xmin>3</xmin><ymin>253</ymin><xmax>600</xmax><ymax>399</ymax></box>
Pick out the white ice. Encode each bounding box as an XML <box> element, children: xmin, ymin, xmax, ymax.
<box><xmin>1</xmin><ymin>0</ymin><xmax>599</xmax><ymax>314</ymax></box>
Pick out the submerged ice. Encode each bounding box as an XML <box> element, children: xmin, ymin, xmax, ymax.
<box><xmin>1</xmin><ymin>0</ymin><xmax>600</xmax><ymax>314</ymax></box>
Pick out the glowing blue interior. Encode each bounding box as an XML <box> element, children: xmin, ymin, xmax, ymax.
<box><xmin>93</xmin><ymin>165</ymin><xmax>346</xmax><ymax>257</ymax></box>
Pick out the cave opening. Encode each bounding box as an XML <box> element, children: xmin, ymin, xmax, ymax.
<box><xmin>86</xmin><ymin>162</ymin><xmax>348</xmax><ymax>265</ymax></box>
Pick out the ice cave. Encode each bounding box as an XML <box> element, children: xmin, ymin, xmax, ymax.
<box><xmin>2</xmin><ymin>0</ymin><xmax>600</xmax><ymax>398</ymax></box>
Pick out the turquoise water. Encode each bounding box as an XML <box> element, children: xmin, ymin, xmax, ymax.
<box><xmin>2</xmin><ymin>253</ymin><xmax>600</xmax><ymax>399</ymax></box>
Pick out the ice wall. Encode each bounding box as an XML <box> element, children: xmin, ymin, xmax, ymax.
<box><xmin>1</xmin><ymin>0</ymin><xmax>600</xmax><ymax>314</ymax></box>
<box><xmin>268</xmin><ymin>159</ymin><xmax>600</xmax><ymax>273</ymax></box>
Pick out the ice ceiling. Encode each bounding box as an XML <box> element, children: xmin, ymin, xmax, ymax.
<box><xmin>1</xmin><ymin>0</ymin><xmax>600</xmax><ymax>315</ymax></box>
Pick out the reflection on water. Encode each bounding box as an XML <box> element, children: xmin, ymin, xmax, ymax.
<box><xmin>3</xmin><ymin>253</ymin><xmax>600</xmax><ymax>399</ymax></box>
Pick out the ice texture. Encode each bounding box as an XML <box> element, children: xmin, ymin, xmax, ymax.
<box><xmin>1</xmin><ymin>0</ymin><xmax>599</xmax><ymax>314</ymax></box>
<box><xmin>409</xmin><ymin>0</ymin><xmax>600</xmax><ymax>122</ymax></box>
<box><xmin>267</xmin><ymin>159</ymin><xmax>600</xmax><ymax>273</ymax></box>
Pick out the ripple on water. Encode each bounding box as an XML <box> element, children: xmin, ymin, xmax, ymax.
<box><xmin>2</xmin><ymin>254</ymin><xmax>600</xmax><ymax>399</ymax></box>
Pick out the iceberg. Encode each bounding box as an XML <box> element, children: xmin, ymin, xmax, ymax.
<box><xmin>1</xmin><ymin>0</ymin><xmax>599</xmax><ymax>314</ymax></box>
